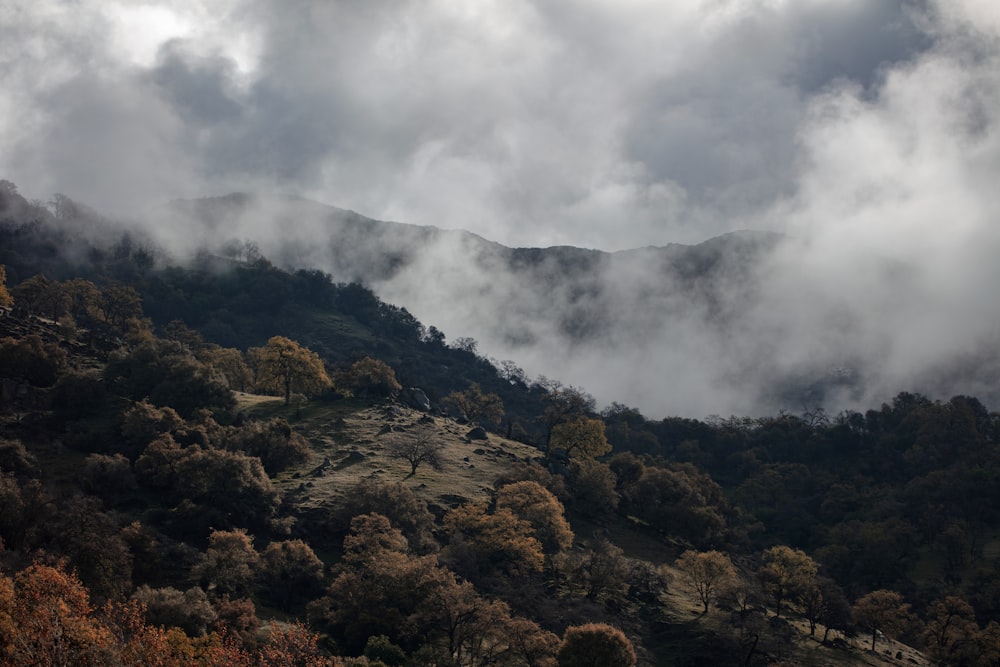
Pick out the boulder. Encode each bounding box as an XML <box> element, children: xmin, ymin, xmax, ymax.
<box><xmin>466</xmin><ymin>426</ymin><xmax>488</xmax><ymax>441</ymax></box>
<box><xmin>399</xmin><ymin>387</ymin><xmax>432</xmax><ymax>411</ymax></box>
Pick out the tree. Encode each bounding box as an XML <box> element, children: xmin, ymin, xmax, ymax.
<box><xmin>104</xmin><ymin>339</ymin><xmax>235</xmax><ymax>417</ymax></box>
<box><xmin>800</xmin><ymin>577</ymin><xmax>851</xmax><ymax>639</ymax></box>
<box><xmin>98</xmin><ymin>282</ymin><xmax>143</xmax><ymax>333</ymax></box>
<box><xmin>257</xmin><ymin>336</ymin><xmax>331</xmax><ymax>405</ymax></box>
<box><xmin>496</xmin><ymin>481</ymin><xmax>574</xmax><ymax>556</ymax></box>
<box><xmin>192</xmin><ymin>529</ymin><xmax>260</xmax><ymax>598</ymax></box>
<box><xmin>506</xmin><ymin>617</ymin><xmax>560</xmax><ymax>667</ymax></box>
<box><xmin>676</xmin><ymin>550</ymin><xmax>737</xmax><ymax>613</ymax></box>
<box><xmin>0</xmin><ymin>334</ymin><xmax>68</xmax><ymax>386</ymax></box>
<box><xmin>550</xmin><ymin>417</ymin><xmax>611</xmax><ymax>460</ymax></box>
<box><xmin>131</xmin><ymin>585</ymin><xmax>217</xmax><ymax>636</ymax></box>
<box><xmin>444</xmin><ymin>503</ymin><xmax>545</xmax><ymax>577</ymax></box>
<box><xmin>540</xmin><ymin>386</ymin><xmax>595</xmax><ymax>458</ymax></box>
<box><xmin>387</xmin><ymin>433</ymin><xmax>445</xmax><ymax>477</ymax></box>
<box><xmin>340</xmin><ymin>356</ymin><xmax>402</xmax><ymax>398</ymax></box>
<box><xmin>853</xmin><ymin>589</ymin><xmax>911</xmax><ymax>652</ymax></box>
<box><xmin>573</xmin><ymin>539</ymin><xmax>629</xmax><ymax>602</ymax></box>
<box><xmin>921</xmin><ymin>596</ymin><xmax>979</xmax><ymax>663</ymax></box>
<box><xmin>0</xmin><ymin>264</ymin><xmax>12</xmax><ymax>309</ymax></box>
<box><xmin>258</xmin><ymin>539</ymin><xmax>325</xmax><ymax>611</ymax></box>
<box><xmin>556</xmin><ymin>623</ymin><xmax>636</xmax><ymax>667</ymax></box>
<box><xmin>315</xmin><ymin>514</ymin><xmax>441</xmax><ymax>654</ymax></box>
<box><xmin>442</xmin><ymin>383</ymin><xmax>505</xmax><ymax>427</ymax></box>
<box><xmin>11</xmin><ymin>274</ymin><xmax>60</xmax><ymax>318</ymax></box>
<box><xmin>567</xmin><ymin>460</ymin><xmax>619</xmax><ymax>518</ymax></box>
<box><xmin>335</xmin><ymin>479</ymin><xmax>437</xmax><ymax>554</ymax></box>
<box><xmin>1</xmin><ymin>562</ymin><xmax>115</xmax><ymax>666</ymax></box>
<box><xmin>759</xmin><ymin>545</ymin><xmax>818</xmax><ymax>618</ymax></box>
<box><xmin>199</xmin><ymin>346</ymin><xmax>253</xmax><ymax>391</ymax></box>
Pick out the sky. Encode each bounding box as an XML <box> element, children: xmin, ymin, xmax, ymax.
<box><xmin>4</xmin><ymin>0</ymin><xmax>1000</xmax><ymax>417</ymax></box>
<box><xmin>3</xmin><ymin>0</ymin><xmax>978</xmax><ymax>251</ymax></box>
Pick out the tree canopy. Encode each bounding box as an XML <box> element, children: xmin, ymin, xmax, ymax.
<box><xmin>256</xmin><ymin>336</ymin><xmax>331</xmax><ymax>405</ymax></box>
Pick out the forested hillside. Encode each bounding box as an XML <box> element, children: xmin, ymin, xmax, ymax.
<box><xmin>2</xmin><ymin>185</ymin><xmax>1000</xmax><ymax>665</ymax></box>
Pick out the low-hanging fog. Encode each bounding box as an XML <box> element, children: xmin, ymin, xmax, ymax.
<box><xmin>4</xmin><ymin>1</ymin><xmax>1000</xmax><ymax>418</ymax></box>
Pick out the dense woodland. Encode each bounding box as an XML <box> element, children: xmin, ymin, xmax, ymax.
<box><xmin>2</xmin><ymin>182</ymin><xmax>1000</xmax><ymax>666</ymax></box>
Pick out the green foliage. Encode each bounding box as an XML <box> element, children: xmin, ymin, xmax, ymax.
<box><xmin>540</xmin><ymin>386</ymin><xmax>596</xmax><ymax>456</ymax></box>
<box><xmin>50</xmin><ymin>371</ymin><xmax>107</xmax><ymax>419</ymax></box>
<box><xmin>564</xmin><ymin>539</ymin><xmax>629</xmax><ymax>602</ymax></box>
<box><xmin>82</xmin><ymin>453</ymin><xmax>136</xmax><ymax>504</ymax></box>
<box><xmin>617</xmin><ymin>462</ymin><xmax>730</xmax><ymax>548</ymax></box>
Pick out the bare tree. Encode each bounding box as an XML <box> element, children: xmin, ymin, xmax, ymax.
<box><xmin>388</xmin><ymin>434</ymin><xmax>445</xmax><ymax>477</ymax></box>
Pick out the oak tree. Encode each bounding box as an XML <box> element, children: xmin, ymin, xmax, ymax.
<box><xmin>257</xmin><ymin>336</ymin><xmax>331</xmax><ymax>405</ymax></box>
<box><xmin>340</xmin><ymin>356</ymin><xmax>402</xmax><ymax>398</ymax></box>
<box><xmin>557</xmin><ymin>623</ymin><xmax>636</xmax><ymax>667</ymax></box>
<box><xmin>0</xmin><ymin>264</ymin><xmax>12</xmax><ymax>309</ymax></box>
<box><xmin>676</xmin><ymin>550</ymin><xmax>736</xmax><ymax>613</ymax></box>
<box><xmin>853</xmin><ymin>589</ymin><xmax>911</xmax><ymax>652</ymax></box>
<box><xmin>442</xmin><ymin>383</ymin><xmax>505</xmax><ymax>427</ymax></box>
<box><xmin>387</xmin><ymin>433</ymin><xmax>445</xmax><ymax>477</ymax></box>
<box><xmin>759</xmin><ymin>545</ymin><xmax>818</xmax><ymax>618</ymax></box>
<box><xmin>496</xmin><ymin>480</ymin><xmax>574</xmax><ymax>556</ymax></box>
<box><xmin>550</xmin><ymin>417</ymin><xmax>611</xmax><ymax>461</ymax></box>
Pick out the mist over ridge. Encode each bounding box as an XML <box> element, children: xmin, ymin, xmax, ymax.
<box><xmin>142</xmin><ymin>190</ymin><xmax>1000</xmax><ymax>420</ymax></box>
<box><xmin>4</xmin><ymin>1</ymin><xmax>1000</xmax><ymax>417</ymax></box>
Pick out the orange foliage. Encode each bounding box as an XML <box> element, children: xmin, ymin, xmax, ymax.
<box><xmin>0</xmin><ymin>562</ymin><xmax>338</xmax><ymax>667</ymax></box>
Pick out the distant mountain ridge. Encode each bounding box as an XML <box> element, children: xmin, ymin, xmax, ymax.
<box><xmin>11</xmin><ymin>183</ymin><xmax>995</xmax><ymax>417</ymax></box>
<box><xmin>154</xmin><ymin>193</ymin><xmax>813</xmax><ymax>416</ymax></box>
<box><xmin>159</xmin><ymin>191</ymin><xmax>783</xmax><ymax>286</ymax></box>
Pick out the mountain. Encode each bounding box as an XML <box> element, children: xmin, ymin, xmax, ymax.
<box><xmin>153</xmin><ymin>193</ymin><xmax>807</xmax><ymax>417</ymax></box>
<box><xmin>8</xmin><ymin>184</ymin><xmax>999</xmax><ymax>418</ymax></box>
<box><xmin>155</xmin><ymin>192</ymin><xmax>1000</xmax><ymax>419</ymax></box>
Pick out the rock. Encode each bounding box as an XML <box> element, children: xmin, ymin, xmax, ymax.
<box><xmin>399</xmin><ymin>387</ymin><xmax>432</xmax><ymax>411</ymax></box>
<box><xmin>466</xmin><ymin>426</ymin><xmax>488</xmax><ymax>441</ymax></box>
<box><xmin>377</xmin><ymin>424</ymin><xmax>394</xmax><ymax>435</ymax></box>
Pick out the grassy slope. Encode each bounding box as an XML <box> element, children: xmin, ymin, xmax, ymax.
<box><xmin>237</xmin><ymin>393</ymin><xmax>932</xmax><ymax>667</ymax></box>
